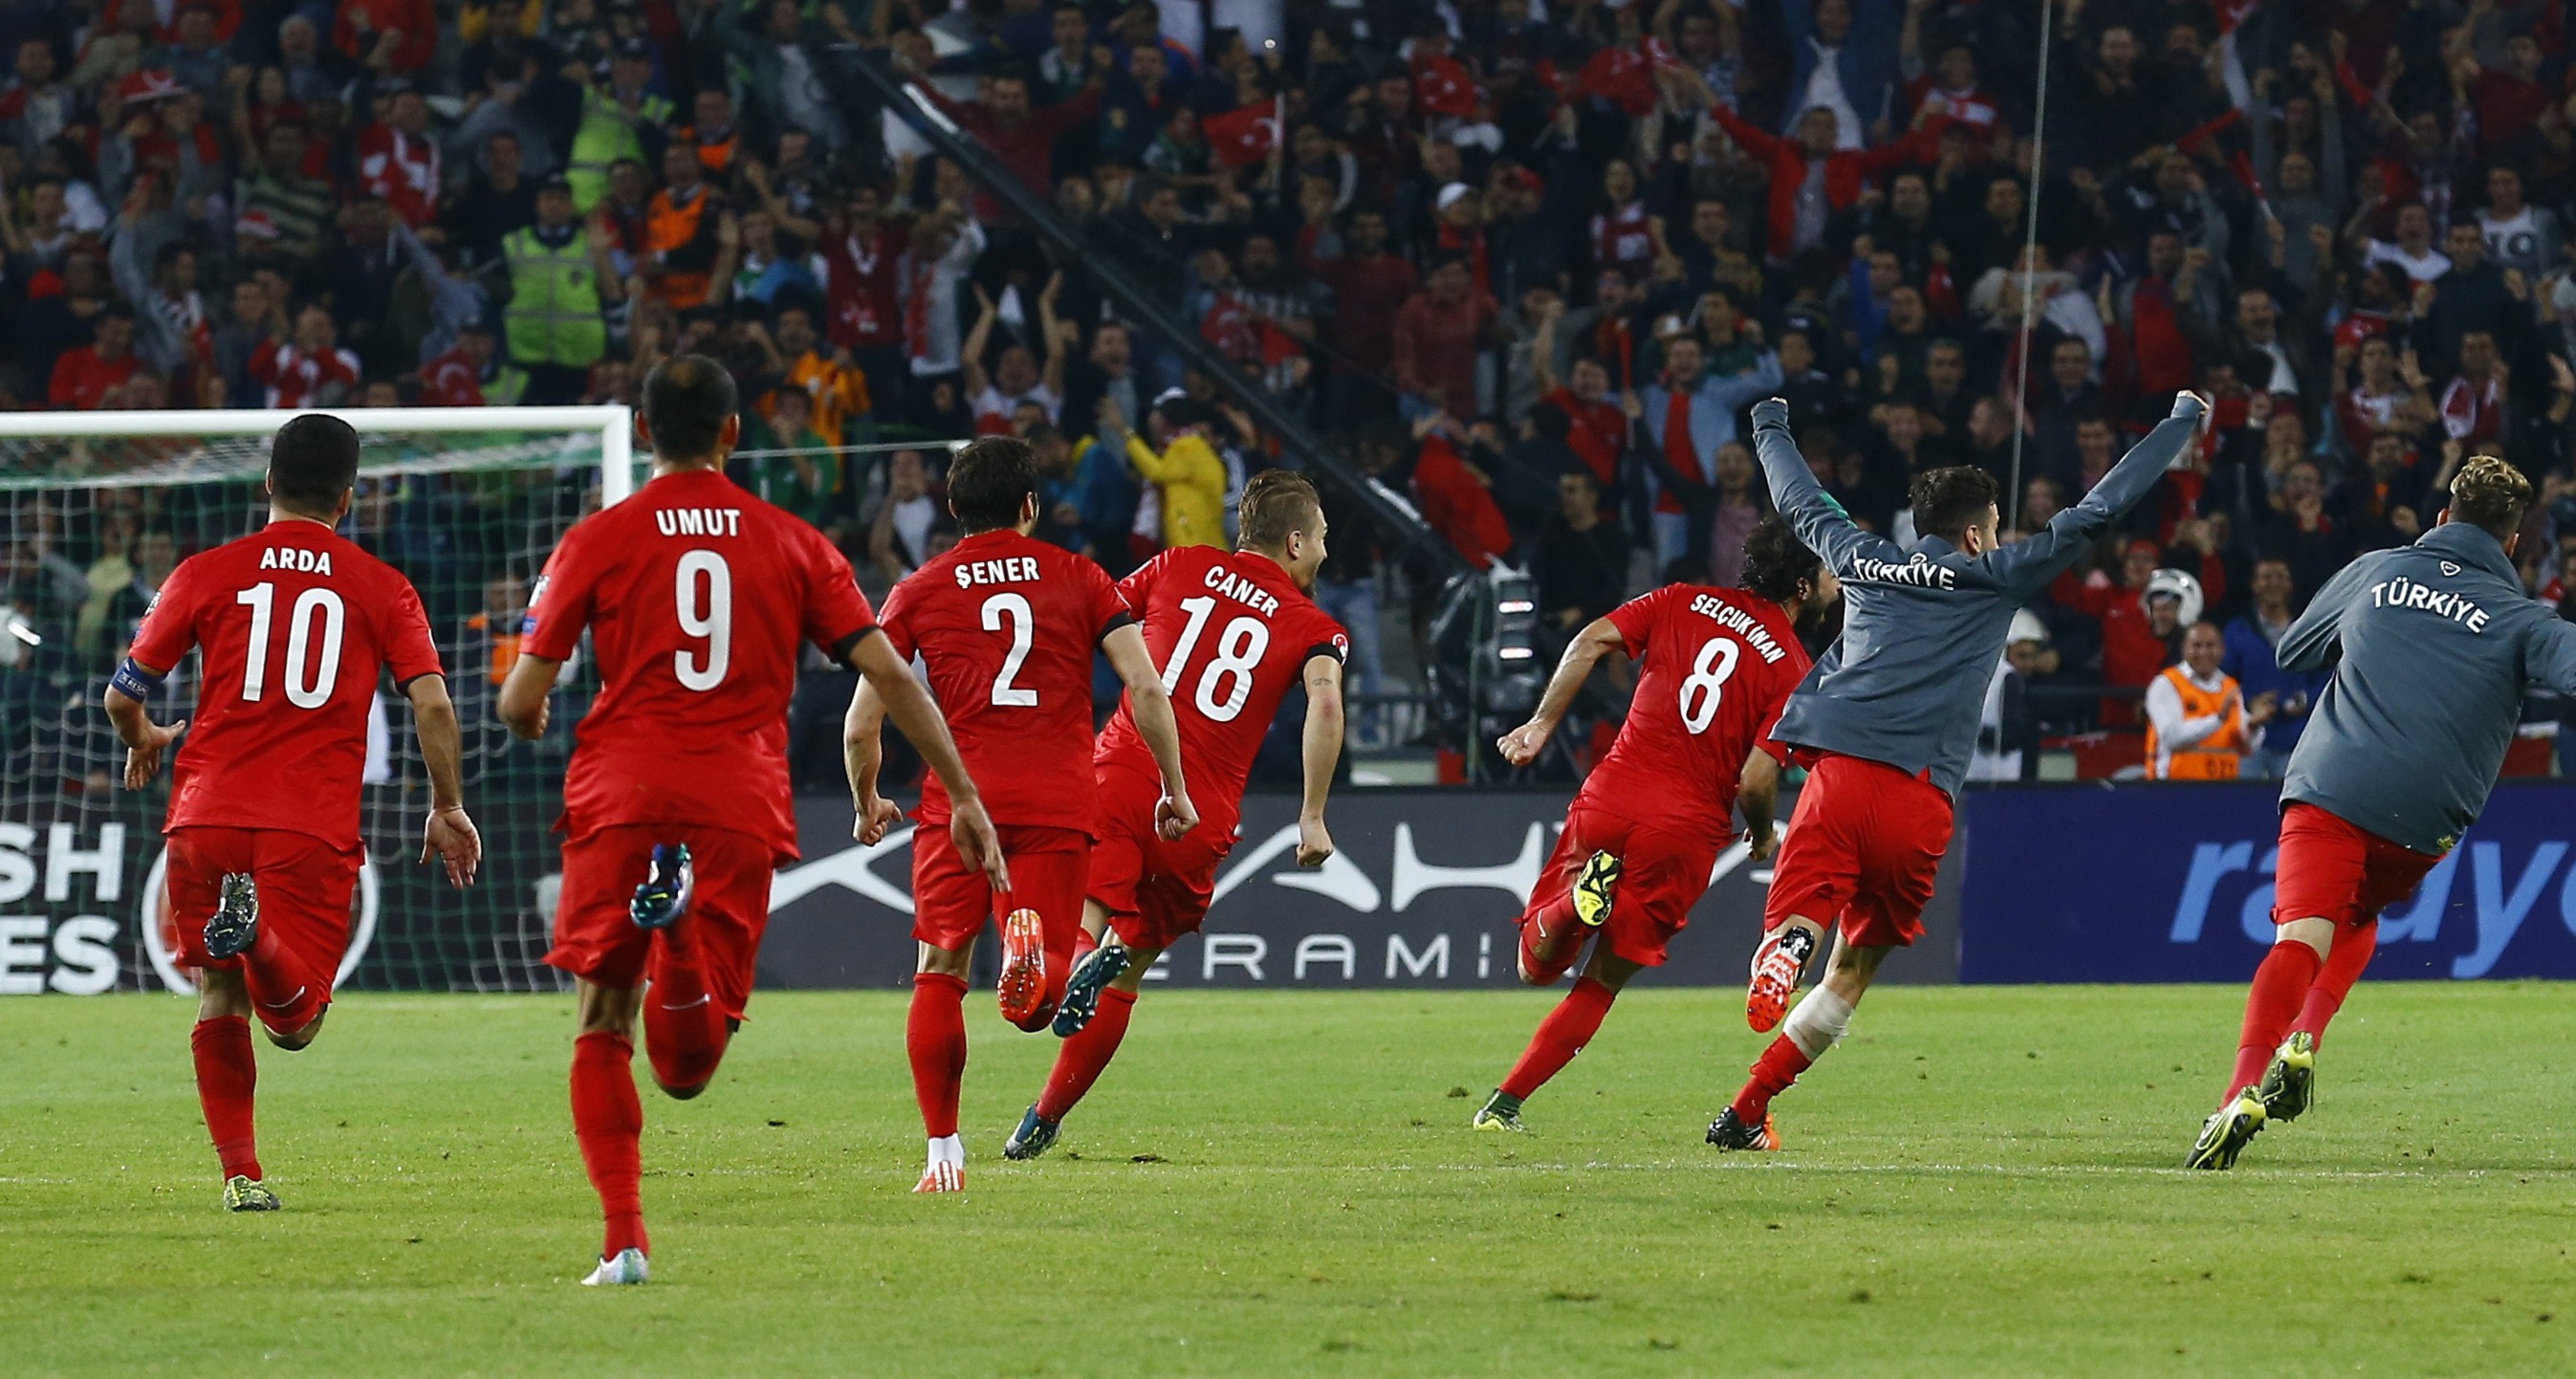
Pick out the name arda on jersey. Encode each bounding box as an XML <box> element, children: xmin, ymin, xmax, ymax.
<box><xmin>1689</xmin><ymin>593</ymin><xmax>1788</xmax><ymax>664</ymax></box>
<box><xmin>1848</xmin><ymin>553</ymin><xmax>1958</xmax><ymax>589</ymax></box>
<box><xmin>655</xmin><ymin>508</ymin><xmax>744</xmax><ymax>537</ymax></box>
<box><xmin>258</xmin><ymin>546</ymin><xmax>333</xmax><ymax>575</ymax></box>
<box><xmin>2369</xmin><ymin>575</ymin><xmax>2492</xmax><ymax>632</ymax></box>
<box><xmin>953</xmin><ymin>555</ymin><xmax>1039</xmax><ymax>588</ymax></box>
<box><xmin>1204</xmin><ymin>564</ymin><xmax>1281</xmax><ymax>616</ymax></box>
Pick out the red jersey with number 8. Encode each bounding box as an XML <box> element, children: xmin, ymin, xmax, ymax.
<box><xmin>522</xmin><ymin>468</ymin><xmax>878</xmax><ymax>862</ymax></box>
<box><xmin>878</xmin><ymin>529</ymin><xmax>1134</xmax><ymax>834</ymax></box>
<box><xmin>1094</xmin><ymin>545</ymin><xmax>1346</xmax><ymax>825</ymax></box>
<box><xmin>1582</xmin><ymin>584</ymin><xmax>1811</xmax><ymax>840</ymax></box>
<box><xmin>128</xmin><ymin>520</ymin><xmax>444</xmax><ymax>852</ymax></box>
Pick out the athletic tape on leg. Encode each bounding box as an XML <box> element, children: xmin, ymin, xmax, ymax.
<box><xmin>1781</xmin><ymin>986</ymin><xmax>1854</xmax><ymax>1061</ymax></box>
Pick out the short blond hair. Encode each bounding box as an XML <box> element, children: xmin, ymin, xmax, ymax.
<box><xmin>2450</xmin><ymin>454</ymin><xmax>2534</xmax><ymax>539</ymax></box>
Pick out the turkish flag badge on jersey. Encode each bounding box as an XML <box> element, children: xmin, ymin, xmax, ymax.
<box><xmin>1207</xmin><ymin>100</ymin><xmax>1282</xmax><ymax>167</ymax></box>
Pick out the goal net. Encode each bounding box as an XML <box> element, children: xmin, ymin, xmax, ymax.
<box><xmin>0</xmin><ymin>406</ymin><xmax>634</xmax><ymax>996</ymax></box>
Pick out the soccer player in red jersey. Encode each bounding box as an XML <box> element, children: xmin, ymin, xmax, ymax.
<box><xmin>1471</xmin><ymin>518</ymin><xmax>1832</xmax><ymax>1131</ymax></box>
<box><xmin>842</xmin><ymin>435</ymin><xmax>1197</xmax><ymax>1193</ymax></box>
<box><xmin>104</xmin><ymin>414</ymin><xmax>484</xmax><ymax>1214</ymax></box>
<box><xmin>1002</xmin><ymin>470</ymin><xmax>1349</xmax><ymax>1160</ymax></box>
<box><xmin>495</xmin><ymin>356</ymin><xmax>1003</xmax><ymax>1285</ymax></box>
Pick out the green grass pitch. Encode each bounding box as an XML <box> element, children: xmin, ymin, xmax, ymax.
<box><xmin>8</xmin><ymin>984</ymin><xmax>2574</xmax><ymax>1377</ymax></box>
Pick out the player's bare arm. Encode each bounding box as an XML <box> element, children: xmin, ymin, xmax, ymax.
<box><xmin>403</xmin><ymin>672</ymin><xmax>481</xmax><ymax>886</ymax></box>
<box><xmin>1497</xmin><ymin>616</ymin><xmax>1625</xmax><ymax>767</ymax></box>
<box><xmin>1101</xmin><ymin>622</ymin><xmax>1197</xmax><ymax>841</ymax></box>
<box><xmin>1297</xmin><ymin>654</ymin><xmax>1343</xmax><ymax>868</ymax></box>
<box><xmin>840</xmin><ymin>677</ymin><xmax>905</xmax><ymax>845</ymax></box>
<box><xmin>495</xmin><ymin>651</ymin><xmax>561</xmax><ymax>740</ymax></box>
<box><xmin>848</xmin><ymin>628</ymin><xmax>1011</xmax><ymax>890</ymax></box>
<box><xmin>1738</xmin><ymin>751</ymin><xmax>1783</xmax><ymax>862</ymax></box>
<box><xmin>102</xmin><ymin>654</ymin><xmax>186</xmax><ymax>789</ymax></box>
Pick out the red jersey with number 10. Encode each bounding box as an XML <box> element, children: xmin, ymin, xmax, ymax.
<box><xmin>878</xmin><ymin>529</ymin><xmax>1134</xmax><ymax>834</ymax></box>
<box><xmin>522</xmin><ymin>468</ymin><xmax>878</xmax><ymax>862</ymax></box>
<box><xmin>1580</xmin><ymin>584</ymin><xmax>1811</xmax><ymax>840</ymax></box>
<box><xmin>127</xmin><ymin>521</ymin><xmax>444</xmax><ymax>851</ymax></box>
<box><xmin>1095</xmin><ymin>545</ymin><xmax>1346</xmax><ymax>823</ymax></box>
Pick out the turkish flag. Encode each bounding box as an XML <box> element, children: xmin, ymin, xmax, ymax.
<box><xmin>1206</xmin><ymin>101</ymin><xmax>1281</xmax><ymax>168</ymax></box>
<box><xmin>1413</xmin><ymin>52</ymin><xmax>1481</xmax><ymax>118</ymax></box>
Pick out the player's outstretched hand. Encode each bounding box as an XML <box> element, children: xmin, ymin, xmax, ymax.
<box><xmin>854</xmin><ymin>794</ymin><xmax>904</xmax><ymax>846</ymax></box>
<box><xmin>1752</xmin><ymin>396</ymin><xmax>1791</xmax><ymax>429</ymax></box>
<box><xmin>422</xmin><ymin>805</ymin><xmax>481</xmax><ymax>886</ymax></box>
<box><xmin>122</xmin><ymin>718</ymin><xmax>186</xmax><ymax>790</ymax></box>
<box><xmin>1746</xmin><ymin>824</ymin><xmax>1779</xmax><ymax>863</ymax></box>
<box><xmin>1496</xmin><ymin>719</ymin><xmax>1550</xmax><ymax>767</ymax></box>
<box><xmin>1156</xmin><ymin>789</ymin><xmax>1199</xmax><ymax>841</ymax></box>
<box><xmin>1296</xmin><ymin>815</ymin><xmax>1334</xmax><ymax>869</ymax></box>
<box><xmin>952</xmin><ymin>799</ymin><xmax>1013</xmax><ymax>892</ymax></box>
<box><xmin>2174</xmin><ymin>390</ymin><xmax>2213</xmax><ymax>424</ymax></box>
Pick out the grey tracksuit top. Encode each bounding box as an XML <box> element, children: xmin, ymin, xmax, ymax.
<box><xmin>1754</xmin><ymin>392</ymin><xmax>2209</xmax><ymax>796</ymax></box>
<box><xmin>2278</xmin><ymin>520</ymin><xmax>2576</xmax><ymax>855</ymax></box>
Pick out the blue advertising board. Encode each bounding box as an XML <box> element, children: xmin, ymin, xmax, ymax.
<box><xmin>1957</xmin><ymin>782</ymin><xmax>2576</xmax><ymax>983</ymax></box>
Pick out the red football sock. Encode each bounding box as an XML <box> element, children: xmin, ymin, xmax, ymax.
<box><xmin>644</xmin><ymin>929</ymin><xmax>729</xmax><ymax>1093</ymax></box>
<box><xmin>907</xmin><ymin>972</ymin><xmax>970</xmax><ymax>1139</ymax></box>
<box><xmin>2294</xmin><ymin>921</ymin><xmax>2377</xmax><ymax>1047</ymax></box>
<box><xmin>239</xmin><ymin>945</ymin><xmax>327</xmax><ymax>1039</ymax></box>
<box><xmin>2229</xmin><ymin>940</ymin><xmax>2325</xmax><ymax>1098</ymax></box>
<box><xmin>570</xmin><ymin>1030</ymin><xmax>648</xmax><ymax>1259</ymax></box>
<box><xmin>191</xmin><ymin>1016</ymin><xmax>260</xmax><ymax>1180</ymax></box>
<box><xmin>1728</xmin><ymin>1034</ymin><xmax>1814</xmax><ymax>1125</ymax></box>
<box><xmin>1499</xmin><ymin>976</ymin><xmax>1619</xmax><ymax>1100</ymax></box>
<box><xmin>1036</xmin><ymin>987</ymin><xmax>1135</xmax><ymax>1122</ymax></box>
<box><xmin>1517</xmin><ymin>895</ymin><xmax>1584</xmax><ymax>984</ymax></box>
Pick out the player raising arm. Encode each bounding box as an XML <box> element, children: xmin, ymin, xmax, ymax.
<box><xmin>2188</xmin><ymin>457</ymin><xmax>2576</xmax><ymax>1169</ymax></box>
<box><xmin>1472</xmin><ymin>517</ymin><xmax>1833</xmax><ymax>1132</ymax></box>
<box><xmin>495</xmin><ymin>356</ymin><xmax>1002</xmax><ymax>1285</ymax></box>
<box><xmin>1710</xmin><ymin>391</ymin><xmax>2210</xmax><ymax>1151</ymax></box>
<box><xmin>1003</xmin><ymin>470</ymin><xmax>1347</xmax><ymax>1161</ymax></box>
<box><xmin>842</xmin><ymin>435</ymin><xmax>1195</xmax><ymax>1193</ymax></box>
<box><xmin>105</xmin><ymin>414</ymin><xmax>482</xmax><ymax>1214</ymax></box>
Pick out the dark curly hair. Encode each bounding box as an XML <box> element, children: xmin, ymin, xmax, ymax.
<box><xmin>1741</xmin><ymin>515</ymin><xmax>1823</xmax><ymax>603</ymax></box>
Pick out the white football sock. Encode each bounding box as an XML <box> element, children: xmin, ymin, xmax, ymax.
<box><xmin>927</xmin><ymin>1134</ymin><xmax>965</xmax><ymax>1170</ymax></box>
<box><xmin>1782</xmin><ymin>986</ymin><xmax>1854</xmax><ymax>1061</ymax></box>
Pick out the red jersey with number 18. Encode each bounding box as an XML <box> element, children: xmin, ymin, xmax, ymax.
<box><xmin>878</xmin><ymin>529</ymin><xmax>1134</xmax><ymax>833</ymax></box>
<box><xmin>1579</xmin><ymin>584</ymin><xmax>1811</xmax><ymax>841</ymax></box>
<box><xmin>1094</xmin><ymin>545</ymin><xmax>1346</xmax><ymax>824</ymax></box>
<box><xmin>127</xmin><ymin>520</ymin><xmax>444</xmax><ymax>852</ymax></box>
<box><xmin>521</xmin><ymin>468</ymin><xmax>878</xmax><ymax>862</ymax></box>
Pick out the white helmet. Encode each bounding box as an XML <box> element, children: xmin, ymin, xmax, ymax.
<box><xmin>2007</xmin><ymin>609</ymin><xmax>2049</xmax><ymax>646</ymax></box>
<box><xmin>2143</xmin><ymin>567</ymin><xmax>2204</xmax><ymax>627</ymax></box>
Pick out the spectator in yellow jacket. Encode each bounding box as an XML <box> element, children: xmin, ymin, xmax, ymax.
<box><xmin>1104</xmin><ymin>392</ymin><xmax>1228</xmax><ymax>550</ymax></box>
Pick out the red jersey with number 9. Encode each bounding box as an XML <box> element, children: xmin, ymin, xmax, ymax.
<box><xmin>127</xmin><ymin>520</ymin><xmax>444</xmax><ymax>852</ymax></box>
<box><xmin>521</xmin><ymin>468</ymin><xmax>878</xmax><ymax>862</ymax></box>
<box><xmin>1094</xmin><ymin>545</ymin><xmax>1346</xmax><ymax>825</ymax></box>
<box><xmin>878</xmin><ymin>529</ymin><xmax>1134</xmax><ymax>834</ymax></box>
<box><xmin>1580</xmin><ymin>584</ymin><xmax>1811</xmax><ymax>841</ymax></box>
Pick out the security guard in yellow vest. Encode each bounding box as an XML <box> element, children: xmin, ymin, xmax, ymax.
<box><xmin>2145</xmin><ymin>622</ymin><xmax>2278</xmax><ymax>780</ymax></box>
<box><xmin>568</xmin><ymin>40</ymin><xmax>673</xmax><ymax>212</ymax></box>
<box><xmin>503</xmin><ymin>176</ymin><xmax>624</xmax><ymax>404</ymax></box>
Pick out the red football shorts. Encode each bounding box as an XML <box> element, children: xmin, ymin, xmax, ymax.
<box><xmin>913</xmin><ymin>821</ymin><xmax>1089</xmax><ymax>954</ymax></box>
<box><xmin>2269</xmin><ymin>802</ymin><xmax>2445</xmax><ymax>932</ymax></box>
<box><xmin>167</xmin><ymin>826</ymin><xmax>360</xmax><ymax>987</ymax></box>
<box><xmin>1089</xmin><ymin>756</ymin><xmax>1233</xmax><ymax>951</ymax></box>
<box><xmin>1521</xmin><ymin>800</ymin><xmax>1724</xmax><ymax>968</ymax></box>
<box><xmin>1762</xmin><ymin>752</ymin><xmax>1954</xmax><ymax>949</ymax></box>
<box><xmin>548</xmin><ymin>823</ymin><xmax>773</xmax><ymax>1021</ymax></box>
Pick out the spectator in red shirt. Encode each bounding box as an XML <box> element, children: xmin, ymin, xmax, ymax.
<box><xmin>250</xmin><ymin>303</ymin><xmax>362</xmax><ymax>408</ymax></box>
<box><xmin>1528</xmin><ymin>298</ymin><xmax>1626</xmax><ymax>489</ymax></box>
<box><xmin>2453</xmin><ymin>30</ymin><xmax>2553</xmax><ymax>160</ymax></box>
<box><xmin>1694</xmin><ymin>68</ymin><xmax>1932</xmax><ymax>264</ymax></box>
<box><xmin>336</xmin><ymin>0</ymin><xmax>438</xmax><ymax>74</ymax></box>
<box><xmin>49</xmin><ymin>306</ymin><xmax>143</xmax><ymax>409</ymax></box>
<box><xmin>1390</xmin><ymin>252</ymin><xmax>1500</xmax><ymax>419</ymax></box>
<box><xmin>908</xmin><ymin>69</ymin><xmax>1104</xmax><ymax>219</ymax></box>
<box><xmin>1309</xmin><ymin>206</ymin><xmax>1417</xmax><ymax>407</ymax></box>
<box><xmin>357</xmin><ymin>85</ymin><xmax>442</xmax><ymax>226</ymax></box>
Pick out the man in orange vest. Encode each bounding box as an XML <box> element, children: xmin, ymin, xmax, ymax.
<box><xmin>2145</xmin><ymin>622</ymin><xmax>2277</xmax><ymax>779</ymax></box>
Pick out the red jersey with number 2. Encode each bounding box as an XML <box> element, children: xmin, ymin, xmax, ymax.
<box><xmin>878</xmin><ymin>529</ymin><xmax>1134</xmax><ymax>833</ymax></box>
<box><xmin>1094</xmin><ymin>545</ymin><xmax>1347</xmax><ymax>824</ymax></box>
<box><xmin>1579</xmin><ymin>584</ymin><xmax>1811</xmax><ymax>840</ymax></box>
<box><xmin>522</xmin><ymin>468</ymin><xmax>878</xmax><ymax>862</ymax></box>
<box><xmin>128</xmin><ymin>521</ymin><xmax>444</xmax><ymax>851</ymax></box>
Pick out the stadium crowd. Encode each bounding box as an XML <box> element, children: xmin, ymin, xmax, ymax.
<box><xmin>7</xmin><ymin>0</ymin><xmax>2576</xmax><ymax>773</ymax></box>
